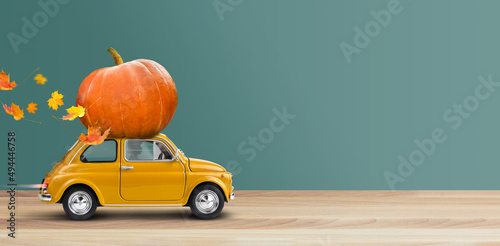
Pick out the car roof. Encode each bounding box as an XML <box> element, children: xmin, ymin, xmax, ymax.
<box><xmin>106</xmin><ymin>133</ymin><xmax>169</xmax><ymax>140</ymax></box>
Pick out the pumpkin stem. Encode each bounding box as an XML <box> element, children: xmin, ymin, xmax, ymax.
<box><xmin>107</xmin><ymin>47</ymin><xmax>123</xmax><ymax>65</ymax></box>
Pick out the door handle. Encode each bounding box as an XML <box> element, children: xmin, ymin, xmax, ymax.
<box><xmin>121</xmin><ymin>166</ymin><xmax>134</xmax><ymax>170</ymax></box>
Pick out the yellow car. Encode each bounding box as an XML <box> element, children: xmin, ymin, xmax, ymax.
<box><xmin>39</xmin><ymin>133</ymin><xmax>234</xmax><ymax>220</ymax></box>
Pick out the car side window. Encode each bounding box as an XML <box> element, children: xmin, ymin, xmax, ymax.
<box><xmin>125</xmin><ymin>140</ymin><xmax>173</xmax><ymax>161</ymax></box>
<box><xmin>80</xmin><ymin>140</ymin><xmax>117</xmax><ymax>163</ymax></box>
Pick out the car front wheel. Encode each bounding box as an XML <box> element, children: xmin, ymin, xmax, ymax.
<box><xmin>190</xmin><ymin>184</ymin><xmax>224</xmax><ymax>219</ymax></box>
<box><xmin>62</xmin><ymin>186</ymin><xmax>97</xmax><ymax>220</ymax></box>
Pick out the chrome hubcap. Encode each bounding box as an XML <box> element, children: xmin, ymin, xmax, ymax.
<box><xmin>68</xmin><ymin>191</ymin><xmax>92</xmax><ymax>215</ymax></box>
<box><xmin>195</xmin><ymin>190</ymin><xmax>219</xmax><ymax>214</ymax></box>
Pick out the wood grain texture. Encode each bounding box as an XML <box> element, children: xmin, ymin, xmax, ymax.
<box><xmin>2</xmin><ymin>190</ymin><xmax>500</xmax><ymax>245</ymax></box>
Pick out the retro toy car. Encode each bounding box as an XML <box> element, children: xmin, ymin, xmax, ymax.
<box><xmin>39</xmin><ymin>133</ymin><xmax>234</xmax><ymax>220</ymax></box>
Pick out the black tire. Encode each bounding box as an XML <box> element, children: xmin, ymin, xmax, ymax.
<box><xmin>62</xmin><ymin>186</ymin><xmax>97</xmax><ymax>220</ymax></box>
<box><xmin>189</xmin><ymin>184</ymin><xmax>224</xmax><ymax>219</ymax></box>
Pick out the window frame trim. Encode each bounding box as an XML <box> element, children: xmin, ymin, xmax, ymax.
<box><xmin>123</xmin><ymin>139</ymin><xmax>175</xmax><ymax>162</ymax></box>
<box><xmin>79</xmin><ymin>139</ymin><xmax>118</xmax><ymax>163</ymax></box>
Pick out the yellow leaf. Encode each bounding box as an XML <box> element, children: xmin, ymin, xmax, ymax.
<box><xmin>34</xmin><ymin>74</ymin><xmax>47</xmax><ymax>85</ymax></box>
<box><xmin>47</xmin><ymin>90</ymin><xmax>64</xmax><ymax>110</ymax></box>
<box><xmin>3</xmin><ymin>103</ymin><xmax>24</xmax><ymax>120</ymax></box>
<box><xmin>62</xmin><ymin>105</ymin><xmax>85</xmax><ymax>121</ymax></box>
<box><xmin>0</xmin><ymin>70</ymin><xmax>17</xmax><ymax>90</ymax></box>
<box><xmin>27</xmin><ymin>102</ymin><xmax>38</xmax><ymax>114</ymax></box>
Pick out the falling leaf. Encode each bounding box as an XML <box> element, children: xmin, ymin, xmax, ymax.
<box><xmin>62</xmin><ymin>105</ymin><xmax>85</xmax><ymax>121</ymax></box>
<box><xmin>0</xmin><ymin>70</ymin><xmax>17</xmax><ymax>90</ymax></box>
<box><xmin>47</xmin><ymin>90</ymin><xmax>64</xmax><ymax>110</ymax></box>
<box><xmin>3</xmin><ymin>103</ymin><xmax>24</xmax><ymax>120</ymax></box>
<box><xmin>79</xmin><ymin>126</ymin><xmax>111</xmax><ymax>145</ymax></box>
<box><xmin>27</xmin><ymin>102</ymin><xmax>38</xmax><ymax>114</ymax></box>
<box><xmin>34</xmin><ymin>74</ymin><xmax>47</xmax><ymax>85</ymax></box>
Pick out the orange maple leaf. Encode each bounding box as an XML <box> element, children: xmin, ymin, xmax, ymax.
<box><xmin>47</xmin><ymin>90</ymin><xmax>64</xmax><ymax>110</ymax></box>
<box><xmin>3</xmin><ymin>103</ymin><xmax>24</xmax><ymax>120</ymax></box>
<box><xmin>34</xmin><ymin>74</ymin><xmax>47</xmax><ymax>85</ymax></box>
<box><xmin>27</xmin><ymin>102</ymin><xmax>38</xmax><ymax>114</ymax></box>
<box><xmin>78</xmin><ymin>126</ymin><xmax>111</xmax><ymax>145</ymax></box>
<box><xmin>0</xmin><ymin>70</ymin><xmax>17</xmax><ymax>90</ymax></box>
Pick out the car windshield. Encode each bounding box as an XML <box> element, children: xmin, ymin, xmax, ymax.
<box><xmin>168</xmin><ymin>138</ymin><xmax>185</xmax><ymax>158</ymax></box>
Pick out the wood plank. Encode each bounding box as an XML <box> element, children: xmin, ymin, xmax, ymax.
<box><xmin>1</xmin><ymin>190</ymin><xmax>500</xmax><ymax>245</ymax></box>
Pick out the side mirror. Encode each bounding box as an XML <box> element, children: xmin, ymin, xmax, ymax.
<box><xmin>175</xmin><ymin>149</ymin><xmax>185</xmax><ymax>164</ymax></box>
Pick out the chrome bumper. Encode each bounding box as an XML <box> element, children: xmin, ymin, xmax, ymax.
<box><xmin>39</xmin><ymin>193</ymin><xmax>52</xmax><ymax>201</ymax></box>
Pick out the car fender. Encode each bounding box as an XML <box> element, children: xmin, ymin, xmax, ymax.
<box><xmin>183</xmin><ymin>176</ymin><xmax>229</xmax><ymax>204</ymax></box>
<box><xmin>54</xmin><ymin>179</ymin><xmax>106</xmax><ymax>206</ymax></box>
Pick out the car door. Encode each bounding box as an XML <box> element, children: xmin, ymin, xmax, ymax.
<box><xmin>119</xmin><ymin>138</ymin><xmax>186</xmax><ymax>201</ymax></box>
<box><xmin>76</xmin><ymin>139</ymin><xmax>120</xmax><ymax>201</ymax></box>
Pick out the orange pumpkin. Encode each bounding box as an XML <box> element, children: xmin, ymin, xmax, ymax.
<box><xmin>76</xmin><ymin>48</ymin><xmax>177</xmax><ymax>137</ymax></box>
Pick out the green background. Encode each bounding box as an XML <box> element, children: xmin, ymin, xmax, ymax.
<box><xmin>2</xmin><ymin>0</ymin><xmax>500</xmax><ymax>190</ymax></box>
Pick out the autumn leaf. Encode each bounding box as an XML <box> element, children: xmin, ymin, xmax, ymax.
<box><xmin>47</xmin><ymin>90</ymin><xmax>64</xmax><ymax>110</ymax></box>
<box><xmin>78</xmin><ymin>126</ymin><xmax>111</xmax><ymax>145</ymax></box>
<box><xmin>0</xmin><ymin>70</ymin><xmax>17</xmax><ymax>90</ymax></box>
<box><xmin>62</xmin><ymin>105</ymin><xmax>85</xmax><ymax>121</ymax></box>
<box><xmin>34</xmin><ymin>74</ymin><xmax>47</xmax><ymax>85</ymax></box>
<box><xmin>27</xmin><ymin>102</ymin><xmax>38</xmax><ymax>114</ymax></box>
<box><xmin>3</xmin><ymin>103</ymin><xmax>24</xmax><ymax>120</ymax></box>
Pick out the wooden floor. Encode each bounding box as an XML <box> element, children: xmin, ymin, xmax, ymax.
<box><xmin>2</xmin><ymin>190</ymin><xmax>500</xmax><ymax>245</ymax></box>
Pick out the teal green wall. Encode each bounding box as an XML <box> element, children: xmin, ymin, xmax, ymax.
<box><xmin>2</xmin><ymin>0</ymin><xmax>500</xmax><ymax>190</ymax></box>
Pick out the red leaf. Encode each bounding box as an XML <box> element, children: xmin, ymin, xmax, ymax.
<box><xmin>78</xmin><ymin>126</ymin><xmax>111</xmax><ymax>145</ymax></box>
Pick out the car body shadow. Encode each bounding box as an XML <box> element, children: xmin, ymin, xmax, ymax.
<box><xmin>35</xmin><ymin>208</ymin><xmax>231</xmax><ymax>221</ymax></box>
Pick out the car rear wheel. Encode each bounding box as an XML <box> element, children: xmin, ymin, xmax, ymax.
<box><xmin>190</xmin><ymin>184</ymin><xmax>224</xmax><ymax>219</ymax></box>
<box><xmin>62</xmin><ymin>186</ymin><xmax>97</xmax><ymax>220</ymax></box>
